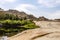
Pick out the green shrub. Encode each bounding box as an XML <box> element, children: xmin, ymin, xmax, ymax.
<box><xmin>24</xmin><ymin>23</ymin><xmax>39</xmax><ymax>29</ymax></box>
<box><xmin>0</xmin><ymin>20</ymin><xmax>39</xmax><ymax>37</ymax></box>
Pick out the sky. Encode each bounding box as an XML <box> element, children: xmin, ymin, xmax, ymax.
<box><xmin>0</xmin><ymin>0</ymin><xmax>60</xmax><ymax>19</ymax></box>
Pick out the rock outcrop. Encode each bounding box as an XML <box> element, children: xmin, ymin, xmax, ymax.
<box><xmin>8</xmin><ymin>28</ymin><xmax>60</xmax><ymax>40</ymax></box>
<box><xmin>8</xmin><ymin>21</ymin><xmax>60</xmax><ymax>40</ymax></box>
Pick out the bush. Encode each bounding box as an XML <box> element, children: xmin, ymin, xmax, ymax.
<box><xmin>0</xmin><ymin>20</ymin><xmax>39</xmax><ymax>37</ymax></box>
<box><xmin>24</xmin><ymin>23</ymin><xmax>39</xmax><ymax>29</ymax></box>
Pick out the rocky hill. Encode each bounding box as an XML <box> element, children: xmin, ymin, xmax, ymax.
<box><xmin>0</xmin><ymin>8</ymin><xmax>38</xmax><ymax>20</ymax></box>
<box><xmin>0</xmin><ymin>8</ymin><xmax>60</xmax><ymax>21</ymax></box>
<box><xmin>38</xmin><ymin>16</ymin><xmax>50</xmax><ymax>21</ymax></box>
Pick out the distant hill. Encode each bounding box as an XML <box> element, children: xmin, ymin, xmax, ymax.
<box><xmin>54</xmin><ymin>19</ymin><xmax>60</xmax><ymax>22</ymax></box>
<box><xmin>38</xmin><ymin>16</ymin><xmax>49</xmax><ymax>21</ymax></box>
<box><xmin>7</xmin><ymin>9</ymin><xmax>28</xmax><ymax>17</ymax></box>
<box><xmin>27</xmin><ymin>15</ymin><xmax>38</xmax><ymax>20</ymax></box>
<box><xmin>0</xmin><ymin>8</ymin><xmax>60</xmax><ymax>21</ymax></box>
<box><xmin>0</xmin><ymin>8</ymin><xmax>4</xmax><ymax>11</ymax></box>
<box><xmin>0</xmin><ymin>8</ymin><xmax>38</xmax><ymax>20</ymax></box>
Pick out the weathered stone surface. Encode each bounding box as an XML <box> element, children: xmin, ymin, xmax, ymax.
<box><xmin>8</xmin><ymin>21</ymin><xmax>60</xmax><ymax>40</ymax></box>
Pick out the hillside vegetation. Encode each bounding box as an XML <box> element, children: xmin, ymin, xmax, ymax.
<box><xmin>0</xmin><ymin>11</ymin><xmax>39</xmax><ymax>37</ymax></box>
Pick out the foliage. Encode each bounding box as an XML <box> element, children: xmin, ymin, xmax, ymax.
<box><xmin>0</xmin><ymin>20</ymin><xmax>39</xmax><ymax>37</ymax></box>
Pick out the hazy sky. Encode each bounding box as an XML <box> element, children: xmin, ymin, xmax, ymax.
<box><xmin>0</xmin><ymin>0</ymin><xmax>60</xmax><ymax>19</ymax></box>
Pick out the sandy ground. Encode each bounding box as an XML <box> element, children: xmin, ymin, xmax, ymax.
<box><xmin>8</xmin><ymin>21</ymin><xmax>60</xmax><ymax>40</ymax></box>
